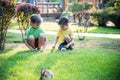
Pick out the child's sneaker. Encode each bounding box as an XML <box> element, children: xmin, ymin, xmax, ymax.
<box><xmin>61</xmin><ymin>48</ymin><xmax>66</xmax><ymax>51</ymax></box>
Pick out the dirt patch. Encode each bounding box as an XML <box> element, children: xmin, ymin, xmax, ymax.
<box><xmin>75</xmin><ymin>40</ymin><xmax>105</xmax><ymax>47</ymax></box>
<box><xmin>5</xmin><ymin>43</ymin><xmax>27</xmax><ymax>49</ymax></box>
<box><xmin>75</xmin><ymin>40</ymin><xmax>120</xmax><ymax>51</ymax></box>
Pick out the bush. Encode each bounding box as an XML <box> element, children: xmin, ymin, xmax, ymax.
<box><xmin>50</xmin><ymin>0</ymin><xmax>61</xmax><ymax>2</ymax></box>
<box><xmin>91</xmin><ymin>10</ymin><xmax>120</xmax><ymax>28</ymax></box>
<box><xmin>108</xmin><ymin>13</ymin><xmax>120</xmax><ymax>28</ymax></box>
<box><xmin>0</xmin><ymin>0</ymin><xmax>15</xmax><ymax>50</ymax></box>
<box><xmin>91</xmin><ymin>0</ymin><xmax>120</xmax><ymax>28</ymax></box>
<box><xmin>67</xmin><ymin>2</ymin><xmax>92</xmax><ymax>12</ymax></box>
<box><xmin>91</xmin><ymin>10</ymin><xmax>108</xmax><ymax>27</ymax></box>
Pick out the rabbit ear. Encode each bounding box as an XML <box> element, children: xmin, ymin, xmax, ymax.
<box><xmin>41</xmin><ymin>68</ymin><xmax>45</xmax><ymax>74</ymax></box>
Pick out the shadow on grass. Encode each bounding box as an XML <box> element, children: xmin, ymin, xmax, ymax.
<box><xmin>0</xmin><ymin>50</ymin><xmax>40</xmax><ymax>80</ymax></box>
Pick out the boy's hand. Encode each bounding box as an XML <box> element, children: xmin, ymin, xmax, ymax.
<box><xmin>65</xmin><ymin>44</ymin><xmax>69</xmax><ymax>48</ymax></box>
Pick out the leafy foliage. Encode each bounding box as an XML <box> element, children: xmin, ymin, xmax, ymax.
<box><xmin>67</xmin><ymin>2</ymin><xmax>92</xmax><ymax>12</ymax></box>
<box><xmin>50</xmin><ymin>0</ymin><xmax>61</xmax><ymax>2</ymax></box>
<box><xmin>0</xmin><ymin>0</ymin><xmax>15</xmax><ymax>50</ymax></box>
<box><xmin>16</xmin><ymin>3</ymin><xmax>40</xmax><ymax>40</ymax></box>
<box><xmin>105</xmin><ymin>0</ymin><xmax>120</xmax><ymax>14</ymax></box>
<box><xmin>91</xmin><ymin>0</ymin><xmax>120</xmax><ymax>28</ymax></box>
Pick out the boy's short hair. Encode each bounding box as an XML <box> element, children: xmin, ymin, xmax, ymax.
<box><xmin>58</xmin><ymin>16</ymin><xmax>69</xmax><ymax>25</ymax></box>
<box><xmin>31</xmin><ymin>14</ymin><xmax>43</xmax><ymax>23</ymax></box>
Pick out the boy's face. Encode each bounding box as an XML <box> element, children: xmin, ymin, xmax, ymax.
<box><xmin>60</xmin><ymin>24</ymin><xmax>68</xmax><ymax>30</ymax></box>
<box><xmin>31</xmin><ymin>22</ymin><xmax>41</xmax><ymax>29</ymax></box>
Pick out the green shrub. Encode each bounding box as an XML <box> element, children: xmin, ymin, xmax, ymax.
<box><xmin>0</xmin><ymin>0</ymin><xmax>15</xmax><ymax>50</ymax></box>
<box><xmin>67</xmin><ymin>2</ymin><xmax>92</xmax><ymax>12</ymax></box>
<box><xmin>50</xmin><ymin>0</ymin><xmax>61</xmax><ymax>2</ymax></box>
<box><xmin>91</xmin><ymin>10</ymin><xmax>120</xmax><ymax>28</ymax></box>
<box><xmin>90</xmin><ymin>0</ymin><xmax>120</xmax><ymax>28</ymax></box>
<box><xmin>108</xmin><ymin>13</ymin><xmax>120</xmax><ymax>28</ymax></box>
<box><xmin>105</xmin><ymin>0</ymin><xmax>115</xmax><ymax>7</ymax></box>
<box><xmin>91</xmin><ymin>10</ymin><xmax>108</xmax><ymax>27</ymax></box>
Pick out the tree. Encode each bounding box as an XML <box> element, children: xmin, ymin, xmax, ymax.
<box><xmin>0</xmin><ymin>0</ymin><xmax>15</xmax><ymax>50</ymax></box>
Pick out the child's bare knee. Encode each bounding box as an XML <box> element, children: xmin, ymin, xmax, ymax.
<box><xmin>39</xmin><ymin>33</ymin><xmax>45</xmax><ymax>38</ymax></box>
<box><xmin>28</xmin><ymin>35</ymin><xmax>34</xmax><ymax>40</ymax></box>
<box><xmin>64</xmin><ymin>35</ymin><xmax>71</xmax><ymax>42</ymax></box>
<box><xmin>64</xmin><ymin>35</ymin><xmax>69</xmax><ymax>39</ymax></box>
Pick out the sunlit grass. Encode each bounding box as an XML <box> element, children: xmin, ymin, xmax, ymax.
<box><xmin>0</xmin><ymin>47</ymin><xmax>120</xmax><ymax>80</ymax></box>
<box><xmin>2</xmin><ymin>27</ymin><xmax>120</xmax><ymax>80</ymax></box>
<box><xmin>87</xmin><ymin>26</ymin><xmax>120</xmax><ymax>34</ymax></box>
<box><xmin>1</xmin><ymin>31</ymin><xmax>120</xmax><ymax>80</ymax></box>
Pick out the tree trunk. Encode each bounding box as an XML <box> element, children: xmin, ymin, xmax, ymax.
<box><xmin>65</xmin><ymin>0</ymin><xmax>69</xmax><ymax>10</ymax></box>
<box><xmin>0</xmin><ymin>30</ymin><xmax>6</xmax><ymax>50</ymax></box>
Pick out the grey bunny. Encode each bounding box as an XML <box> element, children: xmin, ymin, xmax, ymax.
<box><xmin>40</xmin><ymin>68</ymin><xmax>54</xmax><ymax>80</ymax></box>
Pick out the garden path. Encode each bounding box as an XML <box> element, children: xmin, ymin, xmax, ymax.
<box><xmin>8</xmin><ymin>29</ymin><xmax>120</xmax><ymax>39</ymax></box>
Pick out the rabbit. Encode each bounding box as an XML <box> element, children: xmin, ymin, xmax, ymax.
<box><xmin>40</xmin><ymin>68</ymin><xmax>54</xmax><ymax>80</ymax></box>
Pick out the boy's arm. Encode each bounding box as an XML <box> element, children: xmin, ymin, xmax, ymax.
<box><xmin>53</xmin><ymin>37</ymin><xmax>59</xmax><ymax>48</ymax></box>
<box><xmin>65</xmin><ymin>38</ymin><xmax>74</xmax><ymax>48</ymax></box>
<box><xmin>66</xmin><ymin>30</ymin><xmax>74</xmax><ymax>48</ymax></box>
<box><xmin>53</xmin><ymin>30</ymin><xmax>60</xmax><ymax>48</ymax></box>
<box><xmin>24</xmin><ymin>40</ymin><xmax>35</xmax><ymax>50</ymax></box>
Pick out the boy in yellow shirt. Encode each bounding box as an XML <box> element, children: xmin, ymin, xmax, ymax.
<box><xmin>53</xmin><ymin>17</ymin><xmax>74</xmax><ymax>51</ymax></box>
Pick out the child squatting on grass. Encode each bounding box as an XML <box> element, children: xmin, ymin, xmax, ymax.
<box><xmin>53</xmin><ymin>16</ymin><xmax>74</xmax><ymax>51</ymax></box>
<box><xmin>24</xmin><ymin>14</ymin><xmax>47</xmax><ymax>51</ymax></box>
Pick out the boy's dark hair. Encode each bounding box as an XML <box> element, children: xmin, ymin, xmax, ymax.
<box><xmin>31</xmin><ymin>14</ymin><xmax>43</xmax><ymax>23</ymax></box>
<box><xmin>58</xmin><ymin>16</ymin><xmax>69</xmax><ymax>25</ymax></box>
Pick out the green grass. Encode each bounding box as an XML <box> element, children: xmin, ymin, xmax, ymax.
<box><xmin>87</xmin><ymin>26</ymin><xmax>120</xmax><ymax>34</ymax></box>
<box><xmin>9</xmin><ymin>22</ymin><xmax>120</xmax><ymax>34</ymax></box>
<box><xmin>0</xmin><ymin>32</ymin><xmax>119</xmax><ymax>80</ymax></box>
<box><xmin>0</xmin><ymin>46</ymin><xmax>120</xmax><ymax>80</ymax></box>
<box><xmin>6</xmin><ymin>32</ymin><xmax>22</xmax><ymax>43</ymax></box>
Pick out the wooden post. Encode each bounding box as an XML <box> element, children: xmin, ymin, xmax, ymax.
<box><xmin>65</xmin><ymin>0</ymin><xmax>69</xmax><ymax>10</ymax></box>
<box><xmin>92</xmin><ymin>0</ymin><xmax>97</xmax><ymax>9</ymax></box>
<box><xmin>61</xmin><ymin>0</ymin><xmax>69</xmax><ymax>11</ymax></box>
<box><xmin>78</xmin><ymin>0</ymin><xmax>83</xmax><ymax>2</ymax></box>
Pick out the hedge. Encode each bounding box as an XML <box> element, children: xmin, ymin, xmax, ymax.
<box><xmin>91</xmin><ymin>11</ymin><xmax>120</xmax><ymax>29</ymax></box>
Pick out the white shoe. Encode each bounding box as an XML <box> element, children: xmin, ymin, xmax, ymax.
<box><xmin>61</xmin><ymin>48</ymin><xmax>66</xmax><ymax>51</ymax></box>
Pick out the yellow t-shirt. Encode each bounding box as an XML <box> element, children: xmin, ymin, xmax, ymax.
<box><xmin>57</xmin><ymin>28</ymin><xmax>73</xmax><ymax>44</ymax></box>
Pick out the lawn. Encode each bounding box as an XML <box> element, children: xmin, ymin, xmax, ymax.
<box><xmin>0</xmin><ymin>32</ymin><xmax>120</xmax><ymax>80</ymax></box>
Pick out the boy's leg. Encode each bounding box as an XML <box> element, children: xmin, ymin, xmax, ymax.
<box><xmin>58</xmin><ymin>42</ymin><xmax>67</xmax><ymax>51</ymax></box>
<box><xmin>38</xmin><ymin>33</ymin><xmax>46</xmax><ymax>48</ymax></box>
<box><xmin>64</xmin><ymin>35</ymin><xmax>74</xmax><ymax>50</ymax></box>
<box><xmin>64</xmin><ymin>35</ymin><xmax>72</xmax><ymax>43</ymax></box>
<box><xmin>27</xmin><ymin>35</ymin><xmax>35</xmax><ymax>49</ymax></box>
